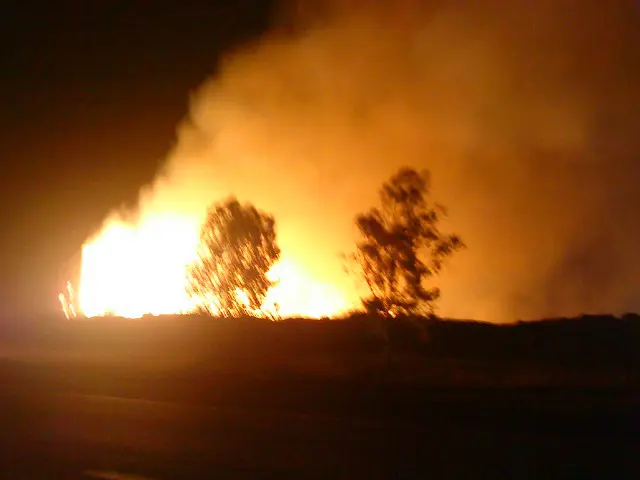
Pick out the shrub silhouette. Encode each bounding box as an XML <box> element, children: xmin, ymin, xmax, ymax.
<box><xmin>347</xmin><ymin>167</ymin><xmax>464</xmax><ymax>317</ymax></box>
<box><xmin>187</xmin><ymin>197</ymin><xmax>280</xmax><ymax>317</ymax></box>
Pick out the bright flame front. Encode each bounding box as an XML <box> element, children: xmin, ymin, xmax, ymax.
<box><xmin>63</xmin><ymin>211</ymin><xmax>353</xmax><ymax>319</ymax></box>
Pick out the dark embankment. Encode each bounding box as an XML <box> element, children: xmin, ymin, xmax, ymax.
<box><xmin>0</xmin><ymin>313</ymin><xmax>637</xmax><ymax>407</ymax></box>
<box><xmin>0</xmin><ymin>314</ymin><xmax>638</xmax><ymax>478</ymax></box>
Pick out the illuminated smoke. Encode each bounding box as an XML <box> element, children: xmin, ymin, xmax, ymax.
<box><xmin>69</xmin><ymin>0</ymin><xmax>640</xmax><ymax>321</ymax></box>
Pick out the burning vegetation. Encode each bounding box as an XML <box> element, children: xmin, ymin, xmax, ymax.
<box><xmin>60</xmin><ymin>167</ymin><xmax>463</xmax><ymax>320</ymax></box>
<box><xmin>60</xmin><ymin>0</ymin><xmax>640</xmax><ymax>321</ymax></box>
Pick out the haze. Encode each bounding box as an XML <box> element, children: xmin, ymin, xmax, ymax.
<box><xmin>71</xmin><ymin>0</ymin><xmax>640</xmax><ymax>321</ymax></box>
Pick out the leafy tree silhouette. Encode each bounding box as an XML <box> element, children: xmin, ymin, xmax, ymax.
<box><xmin>187</xmin><ymin>197</ymin><xmax>280</xmax><ymax>317</ymax></box>
<box><xmin>348</xmin><ymin>167</ymin><xmax>464</xmax><ymax>317</ymax></box>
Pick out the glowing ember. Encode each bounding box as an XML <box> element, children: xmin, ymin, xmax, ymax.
<box><xmin>61</xmin><ymin>211</ymin><xmax>353</xmax><ymax>319</ymax></box>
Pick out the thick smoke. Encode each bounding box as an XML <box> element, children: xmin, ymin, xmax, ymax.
<box><xmin>126</xmin><ymin>0</ymin><xmax>639</xmax><ymax>321</ymax></box>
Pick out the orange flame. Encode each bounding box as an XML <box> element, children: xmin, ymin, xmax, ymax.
<box><xmin>62</xmin><ymin>210</ymin><xmax>355</xmax><ymax>319</ymax></box>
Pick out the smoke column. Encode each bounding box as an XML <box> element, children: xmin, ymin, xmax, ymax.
<box><xmin>90</xmin><ymin>0</ymin><xmax>640</xmax><ymax>321</ymax></box>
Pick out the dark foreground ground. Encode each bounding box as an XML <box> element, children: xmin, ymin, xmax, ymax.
<box><xmin>0</xmin><ymin>316</ymin><xmax>638</xmax><ymax>478</ymax></box>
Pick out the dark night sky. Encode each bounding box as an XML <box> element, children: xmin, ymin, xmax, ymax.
<box><xmin>0</xmin><ymin>1</ymin><xmax>274</xmax><ymax>319</ymax></box>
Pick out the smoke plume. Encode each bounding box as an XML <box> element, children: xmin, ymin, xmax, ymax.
<box><xmin>110</xmin><ymin>0</ymin><xmax>640</xmax><ymax>321</ymax></box>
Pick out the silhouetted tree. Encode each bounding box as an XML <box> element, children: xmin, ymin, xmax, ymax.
<box><xmin>187</xmin><ymin>197</ymin><xmax>280</xmax><ymax>317</ymax></box>
<box><xmin>349</xmin><ymin>167</ymin><xmax>464</xmax><ymax>317</ymax></box>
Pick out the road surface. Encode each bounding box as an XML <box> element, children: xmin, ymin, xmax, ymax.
<box><xmin>0</xmin><ymin>358</ymin><xmax>637</xmax><ymax>478</ymax></box>
<box><xmin>1</xmin><ymin>391</ymin><xmax>637</xmax><ymax>477</ymax></box>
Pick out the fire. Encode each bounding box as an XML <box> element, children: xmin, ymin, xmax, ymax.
<box><xmin>264</xmin><ymin>258</ymin><xmax>350</xmax><ymax>318</ymax></box>
<box><xmin>75</xmin><ymin>212</ymin><xmax>202</xmax><ymax>318</ymax></box>
<box><xmin>62</xmin><ymin>210</ymin><xmax>354</xmax><ymax>319</ymax></box>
